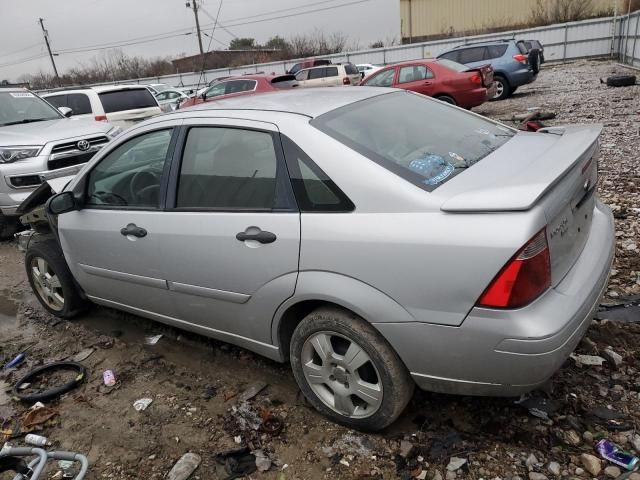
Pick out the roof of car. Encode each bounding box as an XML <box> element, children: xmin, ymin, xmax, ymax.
<box><xmin>41</xmin><ymin>84</ymin><xmax>152</xmax><ymax>95</ymax></box>
<box><xmin>0</xmin><ymin>87</ymin><xmax>26</xmax><ymax>92</ymax></box>
<box><xmin>217</xmin><ymin>74</ymin><xmax>287</xmax><ymax>81</ymax></box>
<box><xmin>177</xmin><ymin>86</ymin><xmax>391</xmax><ymax>118</ymax></box>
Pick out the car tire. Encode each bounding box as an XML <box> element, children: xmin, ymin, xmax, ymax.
<box><xmin>0</xmin><ymin>214</ymin><xmax>20</xmax><ymax>241</ymax></box>
<box><xmin>528</xmin><ymin>49</ymin><xmax>541</xmax><ymax>74</ymax></box>
<box><xmin>491</xmin><ymin>75</ymin><xmax>511</xmax><ymax>101</ymax></box>
<box><xmin>606</xmin><ymin>75</ymin><xmax>636</xmax><ymax>87</ymax></box>
<box><xmin>290</xmin><ymin>306</ymin><xmax>415</xmax><ymax>431</ymax></box>
<box><xmin>435</xmin><ymin>95</ymin><xmax>457</xmax><ymax>106</ymax></box>
<box><xmin>25</xmin><ymin>239</ymin><xmax>88</xmax><ymax>318</ymax></box>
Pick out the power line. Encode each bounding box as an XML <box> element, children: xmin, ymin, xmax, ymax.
<box><xmin>198</xmin><ymin>6</ymin><xmax>237</xmax><ymax>39</ymax></box>
<box><xmin>0</xmin><ymin>42</ymin><xmax>42</xmax><ymax>60</ymax></box>
<box><xmin>56</xmin><ymin>32</ymin><xmax>194</xmax><ymax>54</ymax></box>
<box><xmin>0</xmin><ymin>53</ymin><xmax>49</xmax><ymax>69</ymax></box>
<box><xmin>220</xmin><ymin>0</ymin><xmax>346</xmax><ymax>23</ymax></box>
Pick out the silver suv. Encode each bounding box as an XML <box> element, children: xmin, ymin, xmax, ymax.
<box><xmin>0</xmin><ymin>88</ymin><xmax>120</xmax><ymax>238</ymax></box>
<box><xmin>20</xmin><ymin>88</ymin><xmax>613</xmax><ymax>431</ymax></box>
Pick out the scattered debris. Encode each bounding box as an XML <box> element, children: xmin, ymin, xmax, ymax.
<box><xmin>399</xmin><ymin>440</ymin><xmax>414</xmax><ymax>459</ymax></box>
<box><xmin>581</xmin><ymin>453</ymin><xmax>602</xmax><ymax>476</ymax></box>
<box><xmin>215</xmin><ymin>447</ymin><xmax>257</xmax><ymax>479</ymax></box>
<box><xmin>102</xmin><ymin>370</ymin><xmax>116</xmax><ymax>387</ymax></box>
<box><xmin>70</xmin><ymin>348</ymin><xmax>94</xmax><ymax>363</ymax></box>
<box><xmin>260</xmin><ymin>414</ymin><xmax>284</xmax><ymax>436</ymax></box>
<box><xmin>446</xmin><ymin>457</ymin><xmax>466</xmax><ymax>471</ymax></box>
<box><xmin>22</xmin><ymin>406</ymin><xmax>58</xmax><ymax>431</ymax></box>
<box><xmin>603</xmin><ymin>75</ymin><xmax>637</xmax><ymax>87</ymax></box>
<box><xmin>547</xmin><ymin>461</ymin><xmax>561</xmax><ymax>476</ymax></box>
<box><xmin>570</xmin><ymin>354</ymin><xmax>606</xmax><ymax>366</ymax></box>
<box><xmin>133</xmin><ymin>398</ymin><xmax>153</xmax><ymax>412</ymax></box>
<box><xmin>596</xmin><ymin>439</ymin><xmax>640</xmax><ymax>470</ymax></box>
<box><xmin>3</xmin><ymin>353</ymin><xmax>26</xmax><ymax>369</ymax></box>
<box><xmin>602</xmin><ymin>347</ymin><xmax>624</xmax><ymax>367</ymax></box>
<box><xmin>253</xmin><ymin>449</ymin><xmax>272</xmax><ymax>472</ymax></box>
<box><xmin>24</xmin><ymin>433</ymin><xmax>50</xmax><ymax>447</ymax></box>
<box><xmin>12</xmin><ymin>362</ymin><xmax>86</xmax><ymax>403</ymax></box>
<box><xmin>236</xmin><ymin>381</ymin><xmax>267</xmax><ymax>403</ymax></box>
<box><xmin>166</xmin><ymin>452</ymin><xmax>201</xmax><ymax>480</ymax></box>
<box><xmin>144</xmin><ymin>334</ymin><xmax>163</xmax><ymax>345</ymax></box>
<box><xmin>517</xmin><ymin>396</ymin><xmax>562</xmax><ymax>420</ymax></box>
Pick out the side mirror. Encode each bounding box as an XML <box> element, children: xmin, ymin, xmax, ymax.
<box><xmin>58</xmin><ymin>107</ymin><xmax>73</xmax><ymax>118</ymax></box>
<box><xmin>46</xmin><ymin>191</ymin><xmax>77</xmax><ymax>215</ymax></box>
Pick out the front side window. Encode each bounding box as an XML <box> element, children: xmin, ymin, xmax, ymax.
<box><xmin>86</xmin><ymin>129</ymin><xmax>172</xmax><ymax>208</ymax></box>
<box><xmin>295</xmin><ymin>70</ymin><xmax>309</xmax><ymax>81</ymax></box>
<box><xmin>344</xmin><ymin>64</ymin><xmax>359</xmax><ymax>75</ymax></box>
<box><xmin>177</xmin><ymin>127</ymin><xmax>279</xmax><ymax>210</ymax></box>
<box><xmin>204</xmin><ymin>83</ymin><xmax>227</xmax><ymax>98</ymax></box>
<box><xmin>363</xmin><ymin>69</ymin><xmax>395</xmax><ymax>87</ymax></box>
<box><xmin>312</xmin><ymin>92</ymin><xmax>515</xmax><ymax>191</ymax></box>
<box><xmin>398</xmin><ymin>65</ymin><xmax>433</xmax><ymax>83</ymax></box>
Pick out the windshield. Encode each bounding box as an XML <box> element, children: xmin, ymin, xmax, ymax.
<box><xmin>311</xmin><ymin>91</ymin><xmax>516</xmax><ymax>191</ymax></box>
<box><xmin>0</xmin><ymin>91</ymin><xmax>62</xmax><ymax>127</ymax></box>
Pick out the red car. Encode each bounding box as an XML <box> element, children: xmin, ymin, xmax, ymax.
<box><xmin>361</xmin><ymin>59</ymin><xmax>495</xmax><ymax>109</ymax></box>
<box><xmin>179</xmin><ymin>74</ymin><xmax>298</xmax><ymax>109</ymax></box>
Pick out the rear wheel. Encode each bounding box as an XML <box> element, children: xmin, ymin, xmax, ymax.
<box><xmin>435</xmin><ymin>95</ymin><xmax>456</xmax><ymax>106</ymax></box>
<box><xmin>25</xmin><ymin>239</ymin><xmax>88</xmax><ymax>318</ymax></box>
<box><xmin>290</xmin><ymin>307</ymin><xmax>414</xmax><ymax>431</ymax></box>
<box><xmin>491</xmin><ymin>75</ymin><xmax>511</xmax><ymax>101</ymax></box>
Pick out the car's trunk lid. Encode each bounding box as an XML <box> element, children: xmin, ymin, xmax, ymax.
<box><xmin>468</xmin><ymin>64</ymin><xmax>494</xmax><ymax>87</ymax></box>
<box><xmin>439</xmin><ymin>125</ymin><xmax>601</xmax><ymax>286</ymax></box>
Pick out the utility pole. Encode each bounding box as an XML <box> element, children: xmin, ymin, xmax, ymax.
<box><xmin>38</xmin><ymin>18</ymin><xmax>60</xmax><ymax>85</ymax></box>
<box><xmin>187</xmin><ymin>1</ymin><xmax>205</xmax><ymax>59</ymax></box>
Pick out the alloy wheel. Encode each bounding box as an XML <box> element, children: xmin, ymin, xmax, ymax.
<box><xmin>301</xmin><ymin>331</ymin><xmax>383</xmax><ymax>419</ymax></box>
<box><xmin>493</xmin><ymin>81</ymin><xmax>504</xmax><ymax>99</ymax></box>
<box><xmin>30</xmin><ymin>257</ymin><xmax>64</xmax><ymax>311</ymax></box>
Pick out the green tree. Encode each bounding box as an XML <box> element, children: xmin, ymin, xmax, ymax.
<box><xmin>229</xmin><ymin>38</ymin><xmax>256</xmax><ymax>50</ymax></box>
<box><xmin>263</xmin><ymin>35</ymin><xmax>289</xmax><ymax>51</ymax></box>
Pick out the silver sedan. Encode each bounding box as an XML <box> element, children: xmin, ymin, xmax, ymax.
<box><xmin>22</xmin><ymin>88</ymin><xmax>615</xmax><ymax>431</ymax></box>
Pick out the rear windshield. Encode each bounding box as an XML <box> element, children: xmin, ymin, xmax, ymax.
<box><xmin>99</xmin><ymin>88</ymin><xmax>157</xmax><ymax>113</ymax></box>
<box><xmin>435</xmin><ymin>59</ymin><xmax>468</xmax><ymax>72</ymax></box>
<box><xmin>344</xmin><ymin>63</ymin><xmax>359</xmax><ymax>75</ymax></box>
<box><xmin>311</xmin><ymin>91</ymin><xmax>515</xmax><ymax>191</ymax></box>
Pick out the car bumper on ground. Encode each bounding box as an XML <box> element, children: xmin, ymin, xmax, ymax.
<box><xmin>374</xmin><ymin>199</ymin><xmax>615</xmax><ymax>396</ymax></box>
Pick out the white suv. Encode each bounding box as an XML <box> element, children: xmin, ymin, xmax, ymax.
<box><xmin>295</xmin><ymin>63</ymin><xmax>362</xmax><ymax>87</ymax></box>
<box><xmin>43</xmin><ymin>85</ymin><xmax>162</xmax><ymax>128</ymax></box>
<box><xmin>0</xmin><ymin>88</ymin><xmax>120</xmax><ymax>238</ymax></box>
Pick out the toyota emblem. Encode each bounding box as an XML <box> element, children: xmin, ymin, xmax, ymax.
<box><xmin>76</xmin><ymin>140</ymin><xmax>91</xmax><ymax>151</ymax></box>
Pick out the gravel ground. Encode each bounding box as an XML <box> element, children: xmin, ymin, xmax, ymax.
<box><xmin>0</xmin><ymin>59</ymin><xmax>639</xmax><ymax>480</ymax></box>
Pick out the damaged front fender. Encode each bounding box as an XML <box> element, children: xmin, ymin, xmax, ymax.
<box><xmin>16</xmin><ymin>175</ymin><xmax>75</xmax><ymax>234</ymax></box>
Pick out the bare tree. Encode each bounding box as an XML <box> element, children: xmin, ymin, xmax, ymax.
<box><xmin>530</xmin><ymin>0</ymin><xmax>596</xmax><ymax>26</ymax></box>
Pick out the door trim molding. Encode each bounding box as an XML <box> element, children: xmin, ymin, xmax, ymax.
<box><xmin>167</xmin><ymin>281</ymin><xmax>250</xmax><ymax>304</ymax></box>
<box><xmin>79</xmin><ymin>263</ymin><xmax>168</xmax><ymax>290</ymax></box>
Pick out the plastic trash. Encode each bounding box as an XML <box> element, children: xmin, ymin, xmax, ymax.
<box><xmin>4</xmin><ymin>353</ymin><xmax>25</xmax><ymax>369</ymax></box>
<box><xmin>595</xmin><ymin>439</ymin><xmax>640</xmax><ymax>471</ymax></box>
<box><xmin>167</xmin><ymin>452</ymin><xmax>201</xmax><ymax>480</ymax></box>
<box><xmin>144</xmin><ymin>335</ymin><xmax>163</xmax><ymax>345</ymax></box>
<box><xmin>133</xmin><ymin>398</ymin><xmax>153</xmax><ymax>412</ymax></box>
<box><xmin>25</xmin><ymin>434</ymin><xmax>50</xmax><ymax>447</ymax></box>
<box><xmin>102</xmin><ymin>370</ymin><xmax>116</xmax><ymax>387</ymax></box>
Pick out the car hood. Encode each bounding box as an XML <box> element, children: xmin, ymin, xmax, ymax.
<box><xmin>0</xmin><ymin>118</ymin><xmax>112</xmax><ymax>146</ymax></box>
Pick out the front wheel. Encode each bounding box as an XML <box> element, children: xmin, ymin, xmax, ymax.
<box><xmin>25</xmin><ymin>239</ymin><xmax>88</xmax><ymax>318</ymax></box>
<box><xmin>491</xmin><ymin>76</ymin><xmax>511</xmax><ymax>101</ymax></box>
<box><xmin>290</xmin><ymin>307</ymin><xmax>414</xmax><ymax>431</ymax></box>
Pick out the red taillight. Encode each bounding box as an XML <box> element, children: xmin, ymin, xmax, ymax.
<box><xmin>470</xmin><ymin>73</ymin><xmax>482</xmax><ymax>86</ymax></box>
<box><xmin>477</xmin><ymin>229</ymin><xmax>551</xmax><ymax>309</ymax></box>
<box><xmin>95</xmin><ymin>115</ymin><xmax>108</xmax><ymax>122</ymax></box>
<box><xmin>513</xmin><ymin>54</ymin><xmax>528</xmax><ymax>64</ymax></box>
<box><xmin>343</xmin><ymin>77</ymin><xmax>351</xmax><ymax>85</ymax></box>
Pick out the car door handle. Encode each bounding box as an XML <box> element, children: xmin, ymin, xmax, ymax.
<box><xmin>120</xmin><ymin>223</ymin><xmax>147</xmax><ymax>238</ymax></box>
<box><xmin>236</xmin><ymin>230</ymin><xmax>277</xmax><ymax>244</ymax></box>
<box><xmin>424</xmin><ymin>81</ymin><xmax>432</xmax><ymax>85</ymax></box>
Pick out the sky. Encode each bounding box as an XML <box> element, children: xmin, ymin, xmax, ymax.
<box><xmin>0</xmin><ymin>0</ymin><xmax>399</xmax><ymax>82</ymax></box>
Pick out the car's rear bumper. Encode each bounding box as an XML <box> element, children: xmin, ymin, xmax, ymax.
<box><xmin>374</xmin><ymin>199</ymin><xmax>615</xmax><ymax>396</ymax></box>
<box><xmin>456</xmin><ymin>88</ymin><xmax>489</xmax><ymax>108</ymax></box>
<box><xmin>509</xmin><ymin>68</ymin><xmax>537</xmax><ymax>87</ymax></box>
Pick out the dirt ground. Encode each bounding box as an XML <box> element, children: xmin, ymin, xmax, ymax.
<box><xmin>1</xmin><ymin>59</ymin><xmax>640</xmax><ymax>480</ymax></box>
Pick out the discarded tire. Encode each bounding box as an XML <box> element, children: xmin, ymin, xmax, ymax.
<box><xmin>13</xmin><ymin>362</ymin><xmax>86</xmax><ymax>403</ymax></box>
<box><xmin>606</xmin><ymin>75</ymin><xmax>636</xmax><ymax>87</ymax></box>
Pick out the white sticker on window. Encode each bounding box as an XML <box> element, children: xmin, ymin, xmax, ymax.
<box><xmin>9</xmin><ymin>92</ymin><xmax>34</xmax><ymax>98</ymax></box>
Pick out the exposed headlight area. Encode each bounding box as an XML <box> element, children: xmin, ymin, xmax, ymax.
<box><xmin>106</xmin><ymin>126</ymin><xmax>123</xmax><ymax>138</ymax></box>
<box><xmin>0</xmin><ymin>146</ymin><xmax>42</xmax><ymax>164</ymax></box>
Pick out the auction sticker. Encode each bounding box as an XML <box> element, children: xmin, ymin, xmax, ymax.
<box><xmin>10</xmin><ymin>92</ymin><xmax>34</xmax><ymax>98</ymax></box>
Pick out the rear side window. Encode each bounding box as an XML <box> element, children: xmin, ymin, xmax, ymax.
<box><xmin>398</xmin><ymin>65</ymin><xmax>433</xmax><ymax>83</ymax></box>
<box><xmin>224</xmin><ymin>80</ymin><xmax>257</xmax><ymax>94</ymax></box>
<box><xmin>281</xmin><ymin>136</ymin><xmax>354</xmax><ymax>212</ymax></box>
<box><xmin>364</xmin><ymin>69</ymin><xmax>395</xmax><ymax>87</ymax></box>
<box><xmin>516</xmin><ymin>41</ymin><xmax>528</xmax><ymax>54</ymax></box>
<box><xmin>99</xmin><ymin>89</ymin><xmax>157</xmax><ymax>113</ymax></box>
<box><xmin>488</xmin><ymin>44</ymin><xmax>508</xmax><ymax>59</ymax></box>
<box><xmin>177</xmin><ymin>127</ymin><xmax>279</xmax><ymax>210</ymax></box>
<box><xmin>325</xmin><ymin>67</ymin><xmax>339</xmax><ymax>77</ymax></box>
<box><xmin>311</xmin><ymin>91</ymin><xmax>515</xmax><ymax>192</ymax></box>
<box><xmin>308</xmin><ymin>68</ymin><xmax>324</xmax><ymax>80</ymax></box>
<box><xmin>45</xmin><ymin>93</ymin><xmax>92</xmax><ymax>115</ymax></box>
<box><xmin>458</xmin><ymin>47</ymin><xmax>488</xmax><ymax>64</ymax></box>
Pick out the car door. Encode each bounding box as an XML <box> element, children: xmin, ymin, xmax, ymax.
<box><xmin>57</xmin><ymin>122</ymin><xmax>180</xmax><ymax>316</ymax></box>
<box><xmin>323</xmin><ymin>66</ymin><xmax>340</xmax><ymax>86</ymax></box>
<box><xmin>156</xmin><ymin>119</ymin><xmax>300</xmax><ymax>347</ymax></box>
<box><xmin>395</xmin><ymin>64</ymin><xmax>435</xmax><ymax>96</ymax></box>
<box><xmin>305</xmin><ymin>67</ymin><xmax>326</xmax><ymax>87</ymax></box>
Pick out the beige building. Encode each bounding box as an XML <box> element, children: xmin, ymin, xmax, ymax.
<box><xmin>400</xmin><ymin>0</ymin><xmax>626</xmax><ymax>42</ymax></box>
